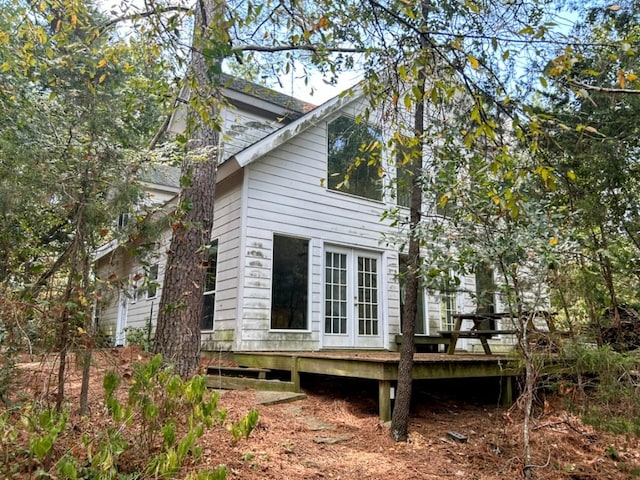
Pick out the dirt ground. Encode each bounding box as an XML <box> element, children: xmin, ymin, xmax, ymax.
<box><xmin>6</xmin><ymin>347</ymin><xmax>640</xmax><ymax>480</ymax></box>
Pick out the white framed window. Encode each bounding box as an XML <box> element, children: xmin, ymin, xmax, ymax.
<box><xmin>435</xmin><ymin>271</ymin><xmax>460</xmax><ymax>332</ymax></box>
<box><xmin>327</xmin><ymin>115</ymin><xmax>383</xmax><ymax>201</ymax></box>
<box><xmin>440</xmin><ymin>289</ymin><xmax>457</xmax><ymax>331</ymax></box>
<box><xmin>130</xmin><ymin>272</ymin><xmax>143</xmax><ymax>303</ymax></box>
<box><xmin>146</xmin><ymin>264</ymin><xmax>159</xmax><ymax>299</ymax></box>
<box><xmin>200</xmin><ymin>241</ymin><xmax>218</xmax><ymax>331</ymax></box>
<box><xmin>117</xmin><ymin>213</ymin><xmax>130</xmax><ymax>229</ymax></box>
<box><xmin>271</xmin><ymin>235</ymin><xmax>309</xmax><ymax>330</ymax></box>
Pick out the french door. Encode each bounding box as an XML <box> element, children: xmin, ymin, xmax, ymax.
<box><xmin>323</xmin><ymin>247</ymin><xmax>383</xmax><ymax>348</ymax></box>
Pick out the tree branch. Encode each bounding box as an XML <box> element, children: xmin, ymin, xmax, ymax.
<box><xmin>569</xmin><ymin>80</ymin><xmax>640</xmax><ymax>94</ymax></box>
<box><xmin>100</xmin><ymin>6</ymin><xmax>191</xmax><ymax>31</ymax></box>
<box><xmin>148</xmin><ymin>90</ymin><xmax>183</xmax><ymax>150</ymax></box>
<box><xmin>233</xmin><ymin>44</ymin><xmax>365</xmax><ymax>54</ymax></box>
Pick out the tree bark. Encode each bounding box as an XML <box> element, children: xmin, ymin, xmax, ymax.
<box><xmin>390</xmin><ymin>0</ymin><xmax>430</xmax><ymax>442</ymax></box>
<box><xmin>153</xmin><ymin>0</ymin><xmax>220</xmax><ymax>378</ymax></box>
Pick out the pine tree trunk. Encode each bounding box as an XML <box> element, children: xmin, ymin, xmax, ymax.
<box><xmin>153</xmin><ymin>0</ymin><xmax>220</xmax><ymax>378</ymax></box>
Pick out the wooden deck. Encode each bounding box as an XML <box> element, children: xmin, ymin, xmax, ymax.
<box><xmin>232</xmin><ymin>351</ymin><xmax>520</xmax><ymax>422</ymax></box>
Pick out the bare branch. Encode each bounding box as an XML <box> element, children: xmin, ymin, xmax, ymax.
<box><xmin>148</xmin><ymin>90</ymin><xmax>183</xmax><ymax>150</ymax></box>
<box><xmin>100</xmin><ymin>6</ymin><xmax>191</xmax><ymax>31</ymax></box>
<box><xmin>569</xmin><ymin>80</ymin><xmax>640</xmax><ymax>95</ymax></box>
<box><xmin>233</xmin><ymin>44</ymin><xmax>365</xmax><ymax>54</ymax></box>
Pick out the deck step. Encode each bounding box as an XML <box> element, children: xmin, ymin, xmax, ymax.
<box><xmin>205</xmin><ymin>375</ymin><xmax>297</xmax><ymax>392</ymax></box>
<box><xmin>206</xmin><ymin>365</ymin><xmax>271</xmax><ymax>379</ymax></box>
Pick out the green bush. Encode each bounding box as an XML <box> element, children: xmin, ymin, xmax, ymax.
<box><xmin>554</xmin><ymin>343</ymin><xmax>640</xmax><ymax>435</ymax></box>
<box><xmin>0</xmin><ymin>353</ymin><xmax>259</xmax><ymax>479</ymax></box>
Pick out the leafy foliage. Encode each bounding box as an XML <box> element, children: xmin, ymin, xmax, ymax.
<box><xmin>554</xmin><ymin>344</ymin><xmax>640</xmax><ymax>435</ymax></box>
<box><xmin>0</xmin><ymin>354</ymin><xmax>260</xmax><ymax>478</ymax></box>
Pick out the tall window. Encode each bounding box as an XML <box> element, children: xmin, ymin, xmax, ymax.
<box><xmin>394</xmin><ymin>134</ymin><xmax>418</xmax><ymax>208</ymax></box>
<box><xmin>396</xmin><ymin>163</ymin><xmax>412</xmax><ymax>208</ymax></box>
<box><xmin>146</xmin><ymin>264</ymin><xmax>159</xmax><ymax>299</ymax></box>
<box><xmin>201</xmin><ymin>240</ymin><xmax>218</xmax><ymax>331</ymax></box>
<box><xmin>475</xmin><ymin>263</ymin><xmax>496</xmax><ymax>314</ymax></box>
<box><xmin>327</xmin><ymin>115</ymin><xmax>382</xmax><ymax>201</ymax></box>
<box><xmin>271</xmin><ymin>235</ymin><xmax>309</xmax><ymax>330</ymax></box>
<box><xmin>399</xmin><ymin>254</ymin><xmax>425</xmax><ymax>335</ymax></box>
<box><xmin>325</xmin><ymin>251</ymin><xmax>347</xmax><ymax>335</ymax></box>
<box><xmin>438</xmin><ymin>272</ymin><xmax>459</xmax><ymax>331</ymax></box>
<box><xmin>440</xmin><ymin>289</ymin><xmax>457</xmax><ymax>331</ymax></box>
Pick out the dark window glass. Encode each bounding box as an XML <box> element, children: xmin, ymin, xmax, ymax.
<box><xmin>201</xmin><ymin>240</ymin><xmax>218</xmax><ymax>331</ymax></box>
<box><xmin>271</xmin><ymin>235</ymin><xmax>308</xmax><ymax>330</ymax></box>
<box><xmin>396</xmin><ymin>163</ymin><xmax>412</xmax><ymax>208</ymax></box>
<box><xmin>327</xmin><ymin>116</ymin><xmax>382</xmax><ymax>201</ymax></box>
<box><xmin>146</xmin><ymin>264</ymin><xmax>159</xmax><ymax>299</ymax></box>
<box><xmin>399</xmin><ymin>254</ymin><xmax>425</xmax><ymax>335</ymax></box>
<box><xmin>475</xmin><ymin>263</ymin><xmax>496</xmax><ymax>314</ymax></box>
<box><xmin>117</xmin><ymin>213</ymin><xmax>130</xmax><ymax>229</ymax></box>
<box><xmin>394</xmin><ymin>135</ymin><xmax>417</xmax><ymax>208</ymax></box>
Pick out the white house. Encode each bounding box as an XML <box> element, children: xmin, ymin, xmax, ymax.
<box><xmin>94</xmin><ymin>76</ymin><xmax>512</xmax><ymax>353</ymax></box>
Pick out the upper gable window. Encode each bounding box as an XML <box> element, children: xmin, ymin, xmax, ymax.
<box><xmin>327</xmin><ymin>116</ymin><xmax>382</xmax><ymax>201</ymax></box>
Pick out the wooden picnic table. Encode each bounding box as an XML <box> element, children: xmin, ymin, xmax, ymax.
<box><xmin>439</xmin><ymin>312</ymin><xmax>557</xmax><ymax>355</ymax></box>
<box><xmin>438</xmin><ymin>313</ymin><xmax>518</xmax><ymax>355</ymax></box>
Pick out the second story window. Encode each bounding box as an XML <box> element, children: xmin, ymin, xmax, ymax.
<box><xmin>146</xmin><ymin>264</ymin><xmax>159</xmax><ymax>299</ymax></box>
<box><xmin>327</xmin><ymin>115</ymin><xmax>382</xmax><ymax>201</ymax></box>
<box><xmin>117</xmin><ymin>213</ymin><xmax>130</xmax><ymax>229</ymax></box>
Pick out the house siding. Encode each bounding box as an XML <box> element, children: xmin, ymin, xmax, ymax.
<box><xmin>95</xmin><ymin>242</ymin><xmax>166</xmax><ymax>345</ymax></box>
<box><xmin>197</xmin><ymin>171</ymin><xmax>244</xmax><ymax>351</ymax></box>
<box><xmin>237</xmin><ymin>109</ymin><xmax>403</xmax><ymax>351</ymax></box>
<box><xmin>95</xmin><ymin>86</ymin><xmax>529</xmax><ymax>355</ymax></box>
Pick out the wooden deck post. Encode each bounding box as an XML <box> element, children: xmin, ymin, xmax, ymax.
<box><xmin>291</xmin><ymin>355</ymin><xmax>300</xmax><ymax>392</ymax></box>
<box><xmin>378</xmin><ymin>380</ymin><xmax>392</xmax><ymax>422</ymax></box>
<box><xmin>500</xmin><ymin>375</ymin><xmax>513</xmax><ymax>406</ymax></box>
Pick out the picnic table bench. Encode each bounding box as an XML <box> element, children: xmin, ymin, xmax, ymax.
<box><xmin>394</xmin><ymin>334</ymin><xmax>451</xmax><ymax>352</ymax></box>
<box><xmin>438</xmin><ymin>328</ymin><xmax>517</xmax><ymax>355</ymax></box>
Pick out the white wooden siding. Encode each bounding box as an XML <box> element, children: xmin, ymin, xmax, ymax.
<box><xmin>97</xmin><ymin>172</ymin><xmax>244</xmax><ymax>351</ymax></box>
<box><xmin>198</xmin><ymin>171</ymin><xmax>244</xmax><ymax>351</ymax></box>
<box><xmin>95</xmin><ymin>240</ymin><xmax>166</xmax><ymax>345</ymax></box>
<box><xmin>237</xmin><ymin>113</ymin><xmax>401</xmax><ymax>351</ymax></box>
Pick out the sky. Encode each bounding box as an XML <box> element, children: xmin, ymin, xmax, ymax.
<box><xmin>97</xmin><ymin>0</ymin><xmax>359</xmax><ymax>105</ymax></box>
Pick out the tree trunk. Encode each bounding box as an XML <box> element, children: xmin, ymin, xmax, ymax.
<box><xmin>390</xmin><ymin>0</ymin><xmax>429</xmax><ymax>441</ymax></box>
<box><xmin>153</xmin><ymin>0</ymin><xmax>220</xmax><ymax>378</ymax></box>
<box><xmin>55</xmin><ymin>269</ymin><xmax>74</xmax><ymax>412</ymax></box>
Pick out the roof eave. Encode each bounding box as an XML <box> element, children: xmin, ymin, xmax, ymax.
<box><xmin>232</xmin><ymin>86</ymin><xmax>364</xmax><ymax>168</ymax></box>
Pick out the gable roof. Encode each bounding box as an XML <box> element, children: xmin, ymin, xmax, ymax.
<box><xmin>141</xmin><ymin>164</ymin><xmax>181</xmax><ymax>190</ymax></box>
<box><xmin>231</xmin><ymin>85</ymin><xmax>364</xmax><ymax>168</ymax></box>
<box><xmin>219</xmin><ymin>74</ymin><xmax>316</xmax><ymax>120</ymax></box>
